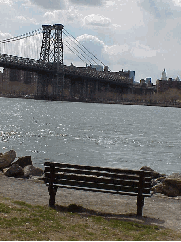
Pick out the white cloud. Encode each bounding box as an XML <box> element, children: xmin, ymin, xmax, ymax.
<box><xmin>15</xmin><ymin>15</ymin><xmax>38</xmax><ymax>25</ymax></box>
<box><xmin>43</xmin><ymin>8</ymin><xmax>83</xmax><ymax>25</ymax></box>
<box><xmin>105</xmin><ymin>0</ymin><xmax>115</xmax><ymax>7</ymax></box>
<box><xmin>69</xmin><ymin>0</ymin><xmax>103</xmax><ymax>6</ymax></box>
<box><xmin>0</xmin><ymin>31</ymin><xmax>12</xmax><ymax>40</ymax></box>
<box><xmin>173</xmin><ymin>0</ymin><xmax>181</xmax><ymax>6</ymax></box>
<box><xmin>130</xmin><ymin>42</ymin><xmax>157</xmax><ymax>59</ymax></box>
<box><xmin>64</xmin><ymin>34</ymin><xmax>108</xmax><ymax>67</ymax></box>
<box><xmin>29</xmin><ymin>0</ymin><xmax>66</xmax><ymax>10</ymax></box>
<box><xmin>0</xmin><ymin>0</ymin><xmax>13</xmax><ymax>5</ymax></box>
<box><xmin>139</xmin><ymin>0</ymin><xmax>181</xmax><ymax>19</ymax></box>
<box><xmin>84</xmin><ymin>14</ymin><xmax>111</xmax><ymax>27</ymax></box>
<box><xmin>105</xmin><ymin>44</ymin><xmax>130</xmax><ymax>57</ymax></box>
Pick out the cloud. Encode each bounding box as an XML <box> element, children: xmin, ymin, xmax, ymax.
<box><xmin>84</xmin><ymin>14</ymin><xmax>111</xmax><ymax>27</ymax></box>
<box><xmin>43</xmin><ymin>8</ymin><xmax>83</xmax><ymax>25</ymax></box>
<box><xmin>139</xmin><ymin>0</ymin><xmax>181</xmax><ymax>19</ymax></box>
<box><xmin>15</xmin><ymin>15</ymin><xmax>38</xmax><ymax>25</ymax></box>
<box><xmin>29</xmin><ymin>0</ymin><xmax>66</xmax><ymax>10</ymax></box>
<box><xmin>105</xmin><ymin>44</ymin><xmax>130</xmax><ymax>59</ymax></box>
<box><xmin>130</xmin><ymin>42</ymin><xmax>157</xmax><ymax>59</ymax></box>
<box><xmin>69</xmin><ymin>0</ymin><xmax>103</xmax><ymax>6</ymax></box>
<box><xmin>64</xmin><ymin>34</ymin><xmax>108</xmax><ymax>67</ymax></box>
<box><xmin>0</xmin><ymin>31</ymin><xmax>12</xmax><ymax>41</ymax></box>
<box><xmin>76</xmin><ymin>34</ymin><xmax>105</xmax><ymax>53</ymax></box>
<box><xmin>0</xmin><ymin>0</ymin><xmax>13</xmax><ymax>5</ymax></box>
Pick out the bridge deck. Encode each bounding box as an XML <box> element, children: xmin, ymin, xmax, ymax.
<box><xmin>0</xmin><ymin>54</ymin><xmax>133</xmax><ymax>85</ymax></box>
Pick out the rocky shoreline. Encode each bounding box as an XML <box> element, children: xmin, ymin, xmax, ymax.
<box><xmin>0</xmin><ymin>150</ymin><xmax>44</xmax><ymax>179</ymax></box>
<box><xmin>1</xmin><ymin>150</ymin><xmax>181</xmax><ymax>197</ymax></box>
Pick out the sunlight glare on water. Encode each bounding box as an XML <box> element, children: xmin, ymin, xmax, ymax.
<box><xmin>0</xmin><ymin>97</ymin><xmax>180</xmax><ymax>175</ymax></box>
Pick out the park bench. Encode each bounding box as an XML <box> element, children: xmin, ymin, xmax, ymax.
<box><xmin>44</xmin><ymin>162</ymin><xmax>152</xmax><ymax>216</ymax></box>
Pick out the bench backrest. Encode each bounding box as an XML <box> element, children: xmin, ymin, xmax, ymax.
<box><xmin>44</xmin><ymin>162</ymin><xmax>152</xmax><ymax>197</ymax></box>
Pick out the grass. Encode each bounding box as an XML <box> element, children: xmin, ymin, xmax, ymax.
<box><xmin>0</xmin><ymin>198</ymin><xmax>181</xmax><ymax>241</ymax></box>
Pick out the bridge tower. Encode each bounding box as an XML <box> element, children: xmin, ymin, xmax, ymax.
<box><xmin>37</xmin><ymin>24</ymin><xmax>64</xmax><ymax>100</ymax></box>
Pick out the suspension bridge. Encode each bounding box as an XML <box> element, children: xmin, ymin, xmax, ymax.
<box><xmin>0</xmin><ymin>24</ymin><xmax>133</xmax><ymax>101</ymax></box>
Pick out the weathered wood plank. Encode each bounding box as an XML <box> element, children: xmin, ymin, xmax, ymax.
<box><xmin>44</xmin><ymin>167</ymin><xmax>143</xmax><ymax>180</ymax></box>
<box><xmin>44</xmin><ymin>162</ymin><xmax>152</xmax><ymax>176</ymax></box>
<box><xmin>44</xmin><ymin>183</ymin><xmax>152</xmax><ymax>197</ymax></box>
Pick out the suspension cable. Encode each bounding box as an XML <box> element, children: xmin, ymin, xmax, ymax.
<box><xmin>63</xmin><ymin>28</ymin><xmax>107</xmax><ymax>67</ymax></box>
<box><xmin>0</xmin><ymin>27</ymin><xmax>42</xmax><ymax>44</ymax></box>
<box><xmin>64</xmin><ymin>42</ymin><xmax>88</xmax><ymax>65</ymax></box>
<box><xmin>64</xmin><ymin>38</ymin><xmax>94</xmax><ymax>66</ymax></box>
<box><xmin>63</xmin><ymin>30</ymin><xmax>100</xmax><ymax>66</ymax></box>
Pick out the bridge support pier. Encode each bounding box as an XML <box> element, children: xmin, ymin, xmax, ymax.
<box><xmin>52</xmin><ymin>73</ymin><xmax>64</xmax><ymax>100</ymax></box>
<box><xmin>36</xmin><ymin>73</ymin><xmax>49</xmax><ymax>99</ymax></box>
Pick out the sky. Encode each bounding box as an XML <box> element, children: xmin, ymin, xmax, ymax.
<box><xmin>1</xmin><ymin>0</ymin><xmax>181</xmax><ymax>83</ymax></box>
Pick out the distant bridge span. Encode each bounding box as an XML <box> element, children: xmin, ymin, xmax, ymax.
<box><xmin>0</xmin><ymin>24</ymin><xmax>134</xmax><ymax>101</ymax></box>
<box><xmin>0</xmin><ymin>54</ymin><xmax>132</xmax><ymax>86</ymax></box>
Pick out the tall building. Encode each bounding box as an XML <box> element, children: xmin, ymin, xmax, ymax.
<box><xmin>156</xmin><ymin>69</ymin><xmax>181</xmax><ymax>93</ymax></box>
<box><xmin>161</xmin><ymin>68</ymin><xmax>167</xmax><ymax>80</ymax></box>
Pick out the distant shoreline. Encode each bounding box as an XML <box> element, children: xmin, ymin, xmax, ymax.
<box><xmin>1</xmin><ymin>94</ymin><xmax>181</xmax><ymax>108</ymax></box>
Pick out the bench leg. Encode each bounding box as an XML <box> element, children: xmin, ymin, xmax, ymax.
<box><xmin>137</xmin><ymin>195</ymin><xmax>144</xmax><ymax>216</ymax></box>
<box><xmin>48</xmin><ymin>186</ymin><xmax>57</xmax><ymax>208</ymax></box>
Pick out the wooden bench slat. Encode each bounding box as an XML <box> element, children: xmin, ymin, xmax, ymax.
<box><xmin>44</xmin><ymin>172</ymin><xmax>147</xmax><ymax>188</ymax></box>
<box><xmin>44</xmin><ymin>167</ymin><xmax>150</xmax><ymax>181</ymax></box>
<box><xmin>46</xmin><ymin>178</ymin><xmax>139</xmax><ymax>193</ymax></box>
<box><xmin>45</xmin><ymin>183</ymin><xmax>152</xmax><ymax>197</ymax></box>
<box><xmin>45</xmin><ymin>179</ymin><xmax>151</xmax><ymax>195</ymax></box>
<box><xmin>45</xmin><ymin>177</ymin><xmax>149</xmax><ymax>194</ymax></box>
<box><xmin>44</xmin><ymin>162</ymin><xmax>152</xmax><ymax>176</ymax></box>
<box><xmin>45</xmin><ymin>172</ymin><xmax>139</xmax><ymax>184</ymax></box>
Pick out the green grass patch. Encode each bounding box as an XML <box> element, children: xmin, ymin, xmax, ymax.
<box><xmin>12</xmin><ymin>200</ymin><xmax>33</xmax><ymax>208</ymax></box>
<box><xmin>0</xmin><ymin>198</ymin><xmax>181</xmax><ymax>241</ymax></box>
<box><xmin>0</xmin><ymin>203</ymin><xmax>12</xmax><ymax>213</ymax></box>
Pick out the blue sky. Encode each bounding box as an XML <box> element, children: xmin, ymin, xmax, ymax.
<box><xmin>1</xmin><ymin>0</ymin><xmax>181</xmax><ymax>83</ymax></box>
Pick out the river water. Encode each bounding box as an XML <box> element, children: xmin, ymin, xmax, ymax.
<box><xmin>0</xmin><ymin>97</ymin><xmax>180</xmax><ymax>175</ymax></box>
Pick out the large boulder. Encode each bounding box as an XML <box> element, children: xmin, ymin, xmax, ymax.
<box><xmin>23</xmin><ymin>165</ymin><xmax>43</xmax><ymax>178</ymax></box>
<box><xmin>161</xmin><ymin>173</ymin><xmax>181</xmax><ymax>197</ymax></box>
<box><xmin>152</xmin><ymin>173</ymin><xmax>181</xmax><ymax>197</ymax></box>
<box><xmin>0</xmin><ymin>150</ymin><xmax>16</xmax><ymax>169</ymax></box>
<box><xmin>13</xmin><ymin>156</ymin><xmax>32</xmax><ymax>168</ymax></box>
<box><xmin>4</xmin><ymin>164</ymin><xmax>24</xmax><ymax>178</ymax></box>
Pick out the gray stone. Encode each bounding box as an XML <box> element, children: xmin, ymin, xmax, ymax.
<box><xmin>161</xmin><ymin>177</ymin><xmax>181</xmax><ymax>197</ymax></box>
<box><xmin>4</xmin><ymin>164</ymin><xmax>24</xmax><ymax>178</ymax></box>
<box><xmin>140</xmin><ymin>166</ymin><xmax>162</xmax><ymax>179</ymax></box>
<box><xmin>0</xmin><ymin>150</ymin><xmax>16</xmax><ymax>169</ymax></box>
<box><xmin>23</xmin><ymin>165</ymin><xmax>43</xmax><ymax>178</ymax></box>
<box><xmin>152</xmin><ymin>173</ymin><xmax>181</xmax><ymax>197</ymax></box>
<box><xmin>13</xmin><ymin>156</ymin><xmax>32</xmax><ymax>168</ymax></box>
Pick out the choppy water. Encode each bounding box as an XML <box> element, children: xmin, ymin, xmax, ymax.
<box><xmin>0</xmin><ymin>97</ymin><xmax>180</xmax><ymax>175</ymax></box>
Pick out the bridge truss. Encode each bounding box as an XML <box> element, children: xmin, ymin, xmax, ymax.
<box><xmin>0</xmin><ymin>24</ymin><xmax>134</xmax><ymax>100</ymax></box>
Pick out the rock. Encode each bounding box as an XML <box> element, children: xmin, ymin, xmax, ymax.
<box><xmin>151</xmin><ymin>184</ymin><xmax>164</xmax><ymax>193</ymax></box>
<box><xmin>0</xmin><ymin>150</ymin><xmax>16</xmax><ymax>169</ymax></box>
<box><xmin>161</xmin><ymin>175</ymin><xmax>181</xmax><ymax>197</ymax></box>
<box><xmin>23</xmin><ymin>165</ymin><xmax>43</xmax><ymax>178</ymax></box>
<box><xmin>166</xmin><ymin>173</ymin><xmax>181</xmax><ymax>179</ymax></box>
<box><xmin>4</xmin><ymin>164</ymin><xmax>24</xmax><ymax>178</ymax></box>
<box><xmin>140</xmin><ymin>166</ymin><xmax>162</xmax><ymax>179</ymax></box>
<box><xmin>152</xmin><ymin>173</ymin><xmax>181</xmax><ymax>197</ymax></box>
<box><xmin>13</xmin><ymin>156</ymin><xmax>32</xmax><ymax>168</ymax></box>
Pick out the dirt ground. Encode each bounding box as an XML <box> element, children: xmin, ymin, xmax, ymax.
<box><xmin>0</xmin><ymin>172</ymin><xmax>181</xmax><ymax>233</ymax></box>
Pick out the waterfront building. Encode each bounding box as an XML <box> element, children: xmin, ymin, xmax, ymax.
<box><xmin>156</xmin><ymin>69</ymin><xmax>181</xmax><ymax>93</ymax></box>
